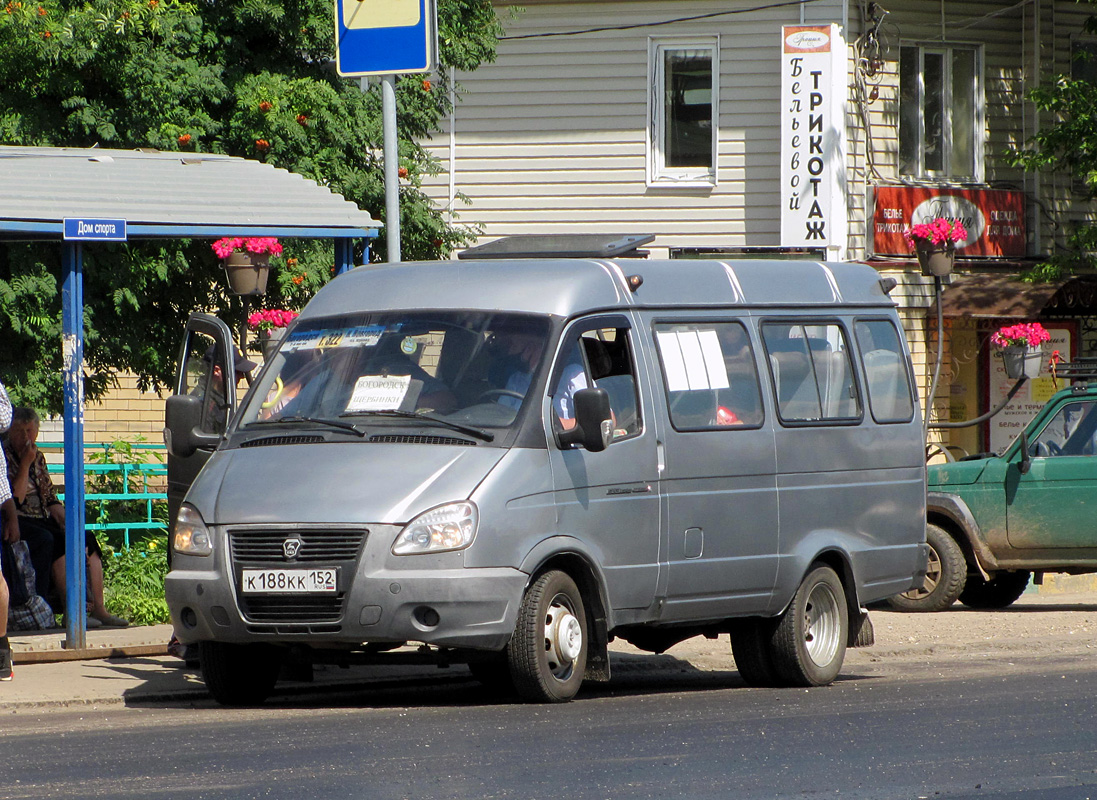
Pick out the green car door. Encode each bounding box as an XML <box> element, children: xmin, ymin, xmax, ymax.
<box><xmin>1006</xmin><ymin>397</ymin><xmax>1097</xmax><ymax>549</ymax></box>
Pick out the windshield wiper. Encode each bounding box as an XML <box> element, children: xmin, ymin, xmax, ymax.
<box><xmin>244</xmin><ymin>416</ymin><xmax>366</xmax><ymax>437</ymax></box>
<box><xmin>340</xmin><ymin>410</ymin><xmax>494</xmax><ymax>442</ymax></box>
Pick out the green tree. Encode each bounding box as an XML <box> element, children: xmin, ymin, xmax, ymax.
<box><xmin>1010</xmin><ymin>4</ymin><xmax>1097</xmax><ymax>280</ymax></box>
<box><xmin>0</xmin><ymin>0</ymin><xmax>502</xmax><ymax>412</ymax></box>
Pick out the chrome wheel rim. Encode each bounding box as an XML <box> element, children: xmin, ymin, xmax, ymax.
<box><xmin>544</xmin><ymin>594</ymin><xmax>582</xmax><ymax>681</ymax></box>
<box><xmin>804</xmin><ymin>582</ymin><xmax>842</xmax><ymax>668</ymax></box>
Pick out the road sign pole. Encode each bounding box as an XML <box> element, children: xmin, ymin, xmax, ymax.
<box><xmin>382</xmin><ymin>74</ymin><xmax>401</xmax><ymax>263</ymax></box>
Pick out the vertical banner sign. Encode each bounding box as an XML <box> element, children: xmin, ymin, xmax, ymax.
<box><xmin>780</xmin><ymin>24</ymin><xmax>848</xmax><ymax>258</ymax></box>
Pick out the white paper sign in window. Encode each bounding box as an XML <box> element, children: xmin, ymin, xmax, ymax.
<box><xmin>656</xmin><ymin>330</ymin><xmax>730</xmax><ymax>391</ymax></box>
<box><xmin>346</xmin><ymin>374</ymin><xmax>411</xmax><ymax>412</ymax></box>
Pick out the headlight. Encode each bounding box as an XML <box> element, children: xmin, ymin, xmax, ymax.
<box><xmin>392</xmin><ymin>501</ymin><xmax>478</xmax><ymax>555</ymax></box>
<box><xmin>173</xmin><ymin>504</ymin><xmax>213</xmax><ymax>556</ymax></box>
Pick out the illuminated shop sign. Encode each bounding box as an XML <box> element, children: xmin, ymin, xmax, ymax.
<box><xmin>872</xmin><ymin>186</ymin><xmax>1025</xmax><ymax>257</ymax></box>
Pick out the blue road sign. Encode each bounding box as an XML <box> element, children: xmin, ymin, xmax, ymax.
<box><xmin>63</xmin><ymin>218</ymin><xmax>127</xmax><ymax>242</ymax></box>
<box><xmin>334</xmin><ymin>0</ymin><xmax>436</xmax><ymax>76</ymax></box>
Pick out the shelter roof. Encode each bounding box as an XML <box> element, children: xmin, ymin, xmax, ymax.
<box><xmin>941</xmin><ymin>273</ymin><xmax>1097</xmax><ymax>319</ymax></box>
<box><xmin>0</xmin><ymin>146</ymin><xmax>381</xmax><ymax>240</ymax></box>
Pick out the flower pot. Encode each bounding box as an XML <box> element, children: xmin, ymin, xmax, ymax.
<box><xmin>260</xmin><ymin>327</ymin><xmax>285</xmax><ymax>359</ymax></box>
<box><xmin>914</xmin><ymin>239</ymin><xmax>955</xmax><ymax>277</ymax></box>
<box><xmin>224</xmin><ymin>250</ymin><xmax>271</xmax><ymax>296</ymax></box>
<box><xmin>1002</xmin><ymin>346</ymin><xmax>1044</xmax><ymax>380</ymax></box>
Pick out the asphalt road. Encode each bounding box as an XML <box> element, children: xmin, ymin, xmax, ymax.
<box><xmin>2</xmin><ymin>642</ymin><xmax>1096</xmax><ymax>800</ymax></box>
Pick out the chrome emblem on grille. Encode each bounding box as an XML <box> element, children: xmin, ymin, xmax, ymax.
<box><xmin>282</xmin><ymin>537</ymin><xmax>303</xmax><ymax>560</ymax></box>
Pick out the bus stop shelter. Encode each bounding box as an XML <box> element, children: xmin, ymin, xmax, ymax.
<box><xmin>0</xmin><ymin>145</ymin><xmax>382</xmax><ymax>648</ymax></box>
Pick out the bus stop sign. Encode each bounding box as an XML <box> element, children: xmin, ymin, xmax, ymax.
<box><xmin>334</xmin><ymin>0</ymin><xmax>437</xmax><ymax>77</ymax></box>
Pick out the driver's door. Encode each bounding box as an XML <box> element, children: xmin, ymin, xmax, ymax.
<box><xmin>165</xmin><ymin>314</ymin><xmax>237</xmax><ymax>548</ymax></box>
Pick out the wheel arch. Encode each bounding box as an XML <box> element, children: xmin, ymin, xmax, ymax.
<box><xmin>518</xmin><ymin>541</ymin><xmax>612</xmax><ymax>682</ymax></box>
<box><xmin>927</xmin><ymin>492</ymin><xmax>996</xmax><ymax>578</ymax></box>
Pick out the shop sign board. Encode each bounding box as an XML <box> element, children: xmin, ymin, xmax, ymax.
<box><xmin>873</xmin><ymin>186</ymin><xmax>1025</xmax><ymax>257</ymax></box>
<box><xmin>334</xmin><ymin>0</ymin><xmax>436</xmax><ymax>77</ymax></box>
<box><xmin>779</xmin><ymin>24</ymin><xmax>848</xmax><ymax>259</ymax></box>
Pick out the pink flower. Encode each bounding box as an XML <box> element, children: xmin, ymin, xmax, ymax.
<box><xmin>248</xmin><ymin>308</ymin><xmax>299</xmax><ymax>333</ymax></box>
<box><xmin>211</xmin><ymin>237</ymin><xmax>283</xmax><ymax>258</ymax></box>
<box><xmin>903</xmin><ymin>218</ymin><xmax>968</xmax><ymax>248</ymax></box>
<box><xmin>990</xmin><ymin>322</ymin><xmax>1051</xmax><ymax>349</ymax></box>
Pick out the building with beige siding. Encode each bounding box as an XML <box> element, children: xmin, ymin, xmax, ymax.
<box><xmin>420</xmin><ymin>0</ymin><xmax>1097</xmax><ymax>459</ymax></box>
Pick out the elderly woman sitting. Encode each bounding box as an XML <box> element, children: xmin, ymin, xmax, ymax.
<box><xmin>2</xmin><ymin>408</ymin><xmax>127</xmax><ymax>628</ymax></box>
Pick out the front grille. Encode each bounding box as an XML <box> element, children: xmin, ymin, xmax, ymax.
<box><xmin>368</xmin><ymin>434</ymin><xmax>477</xmax><ymax>446</ymax></box>
<box><xmin>229</xmin><ymin>528</ymin><xmax>366</xmax><ymax>564</ymax></box>
<box><xmin>241</xmin><ymin>594</ymin><xmax>345</xmax><ymax>623</ymax></box>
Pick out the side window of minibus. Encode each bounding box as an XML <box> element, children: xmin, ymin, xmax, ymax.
<box><xmin>761</xmin><ymin>321</ymin><xmax>860</xmax><ymax>423</ymax></box>
<box><xmin>653</xmin><ymin>321</ymin><xmax>764</xmax><ymax>430</ymax></box>
<box><xmin>552</xmin><ymin>326</ymin><xmax>642</xmax><ymax>441</ymax></box>
<box><xmin>853</xmin><ymin>319</ymin><xmax>916</xmax><ymax>423</ymax></box>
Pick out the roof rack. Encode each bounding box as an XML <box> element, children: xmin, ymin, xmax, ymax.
<box><xmin>457</xmin><ymin>233</ymin><xmax>655</xmax><ymax>260</ymax></box>
<box><xmin>1047</xmin><ymin>358</ymin><xmax>1097</xmax><ymax>385</ymax></box>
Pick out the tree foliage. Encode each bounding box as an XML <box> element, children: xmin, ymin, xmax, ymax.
<box><xmin>0</xmin><ymin>0</ymin><xmax>502</xmax><ymax>412</ymax></box>
<box><xmin>1010</xmin><ymin>3</ymin><xmax>1097</xmax><ymax>280</ymax></box>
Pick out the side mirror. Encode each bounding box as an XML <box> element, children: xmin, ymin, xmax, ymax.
<box><xmin>165</xmin><ymin>394</ymin><xmax>220</xmax><ymax>458</ymax></box>
<box><xmin>557</xmin><ymin>387</ymin><xmax>613</xmax><ymax>453</ymax></box>
<box><xmin>1018</xmin><ymin>429</ymin><xmax>1032</xmax><ymax>475</ymax></box>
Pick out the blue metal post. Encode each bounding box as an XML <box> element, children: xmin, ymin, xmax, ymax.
<box><xmin>334</xmin><ymin>238</ymin><xmax>354</xmax><ymax>276</ymax></box>
<box><xmin>61</xmin><ymin>242</ymin><xmax>87</xmax><ymax>649</ymax></box>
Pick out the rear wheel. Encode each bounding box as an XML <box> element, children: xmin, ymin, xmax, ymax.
<box><xmin>730</xmin><ymin>618</ymin><xmax>781</xmax><ymax>687</ymax></box>
<box><xmin>771</xmin><ymin>565</ymin><xmax>848</xmax><ymax>687</ymax></box>
<box><xmin>959</xmin><ymin>571</ymin><xmax>1031</xmax><ymax>609</ymax></box>
<box><xmin>507</xmin><ymin>570</ymin><xmax>588</xmax><ymax>703</ymax></box>
<box><xmin>886</xmin><ymin>524</ymin><xmax>966</xmax><ymax>612</ymax></box>
<box><xmin>200</xmin><ymin>641</ymin><xmax>282</xmax><ymax>706</ymax></box>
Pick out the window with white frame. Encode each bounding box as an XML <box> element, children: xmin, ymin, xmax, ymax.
<box><xmin>899</xmin><ymin>44</ymin><xmax>982</xmax><ymax>180</ymax></box>
<box><xmin>648</xmin><ymin>38</ymin><xmax>718</xmax><ymax>186</ymax></box>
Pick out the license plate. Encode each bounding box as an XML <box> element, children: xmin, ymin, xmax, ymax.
<box><xmin>241</xmin><ymin>568</ymin><xmax>337</xmax><ymax>594</ymax></box>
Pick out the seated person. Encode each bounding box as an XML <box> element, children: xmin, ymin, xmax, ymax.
<box><xmin>3</xmin><ymin>408</ymin><xmax>128</xmax><ymax>628</ymax></box>
<box><xmin>200</xmin><ymin>345</ymin><xmax>257</xmax><ymax>432</ymax></box>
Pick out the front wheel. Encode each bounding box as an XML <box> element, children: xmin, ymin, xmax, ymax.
<box><xmin>200</xmin><ymin>641</ymin><xmax>282</xmax><ymax>706</ymax></box>
<box><xmin>507</xmin><ymin>570</ymin><xmax>588</xmax><ymax>703</ymax></box>
<box><xmin>771</xmin><ymin>565</ymin><xmax>848</xmax><ymax>687</ymax></box>
<box><xmin>886</xmin><ymin>523</ymin><xmax>967</xmax><ymax>612</ymax></box>
<box><xmin>959</xmin><ymin>571</ymin><xmax>1031</xmax><ymax>609</ymax></box>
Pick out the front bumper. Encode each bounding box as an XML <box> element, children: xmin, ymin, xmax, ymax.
<box><xmin>166</xmin><ymin>522</ymin><xmax>527</xmax><ymax>651</ymax></box>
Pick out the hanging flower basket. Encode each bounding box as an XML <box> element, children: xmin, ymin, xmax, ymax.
<box><xmin>992</xmin><ymin>322</ymin><xmax>1050</xmax><ymax>380</ymax></box>
<box><xmin>213</xmin><ymin>237</ymin><xmax>283</xmax><ymax>296</ymax></box>
<box><xmin>904</xmin><ymin>218</ymin><xmax>967</xmax><ymax>277</ymax></box>
<box><xmin>248</xmin><ymin>308</ymin><xmax>299</xmax><ymax>358</ymax></box>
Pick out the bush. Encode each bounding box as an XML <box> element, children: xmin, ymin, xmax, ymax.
<box><xmin>101</xmin><ymin>535</ymin><xmax>170</xmax><ymax>626</ymax></box>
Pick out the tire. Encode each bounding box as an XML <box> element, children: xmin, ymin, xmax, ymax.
<box><xmin>959</xmin><ymin>571</ymin><xmax>1031</xmax><ymax>609</ymax></box>
<box><xmin>200</xmin><ymin>641</ymin><xmax>283</xmax><ymax>706</ymax></box>
<box><xmin>886</xmin><ymin>523</ymin><xmax>967</xmax><ymax>612</ymax></box>
<box><xmin>771</xmin><ymin>565</ymin><xmax>848</xmax><ymax>687</ymax></box>
<box><xmin>730</xmin><ymin>618</ymin><xmax>781</xmax><ymax>687</ymax></box>
<box><xmin>507</xmin><ymin>570</ymin><xmax>588</xmax><ymax>703</ymax></box>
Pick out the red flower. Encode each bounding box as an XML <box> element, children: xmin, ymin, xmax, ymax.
<box><xmin>37</xmin><ymin>5</ymin><xmax>45</xmax><ymax>14</ymax></box>
<box><xmin>398</xmin><ymin>166</ymin><xmax>408</xmax><ymax>178</ymax></box>
<box><xmin>258</xmin><ymin>101</ymin><xmax>273</xmax><ymax>112</ymax></box>
<box><xmin>296</xmin><ymin>114</ymin><xmax>308</xmax><ymax>126</ymax></box>
<box><xmin>41</xmin><ymin>29</ymin><xmax>50</xmax><ymax>36</ymax></box>
<box><xmin>422</xmin><ymin>79</ymin><xmax>431</xmax><ymax>92</ymax></box>
<box><xmin>255</xmin><ymin>139</ymin><xmax>270</xmax><ymax>152</ymax></box>
<box><xmin>292</xmin><ymin>275</ymin><xmax>304</xmax><ymax>285</ymax></box>
<box><xmin>177</xmin><ymin>133</ymin><xmax>191</xmax><ymax>145</ymax></box>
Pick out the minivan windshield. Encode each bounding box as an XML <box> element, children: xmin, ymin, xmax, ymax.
<box><xmin>236</xmin><ymin>310</ymin><xmax>553</xmax><ymax>435</ymax></box>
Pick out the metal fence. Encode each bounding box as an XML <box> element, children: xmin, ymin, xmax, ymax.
<box><xmin>42</xmin><ymin>442</ymin><xmax>168</xmax><ymax>548</ymax></box>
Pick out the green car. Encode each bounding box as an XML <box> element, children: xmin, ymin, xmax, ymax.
<box><xmin>893</xmin><ymin>382</ymin><xmax>1097</xmax><ymax>611</ymax></box>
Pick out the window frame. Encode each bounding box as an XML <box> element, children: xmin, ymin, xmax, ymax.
<box><xmin>652</xmin><ymin>319</ymin><xmax>766</xmax><ymax>433</ymax></box>
<box><xmin>898</xmin><ymin>42</ymin><xmax>984</xmax><ymax>181</ymax></box>
<box><xmin>646</xmin><ymin>36</ymin><xmax>719</xmax><ymax>188</ymax></box>
<box><xmin>760</xmin><ymin>319</ymin><xmax>863</xmax><ymax>427</ymax></box>
<box><xmin>852</xmin><ymin>317</ymin><xmax>916</xmax><ymax>425</ymax></box>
